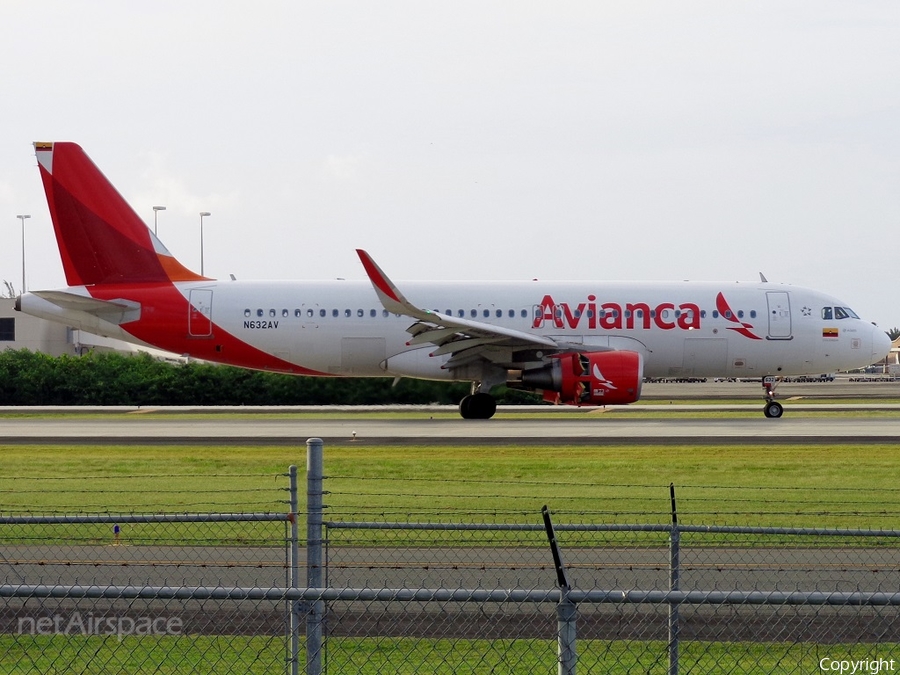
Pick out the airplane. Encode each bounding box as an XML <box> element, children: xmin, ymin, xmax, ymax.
<box><xmin>16</xmin><ymin>142</ymin><xmax>891</xmax><ymax>419</ymax></box>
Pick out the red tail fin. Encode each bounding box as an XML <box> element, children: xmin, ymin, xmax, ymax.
<box><xmin>34</xmin><ymin>142</ymin><xmax>207</xmax><ymax>286</ymax></box>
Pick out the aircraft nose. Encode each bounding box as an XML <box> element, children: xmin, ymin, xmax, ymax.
<box><xmin>873</xmin><ymin>326</ymin><xmax>892</xmax><ymax>360</ymax></box>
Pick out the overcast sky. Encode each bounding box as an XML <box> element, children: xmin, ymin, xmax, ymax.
<box><xmin>1</xmin><ymin>2</ymin><xmax>898</xmax><ymax>328</ymax></box>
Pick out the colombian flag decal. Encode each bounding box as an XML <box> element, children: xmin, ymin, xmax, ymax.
<box><xmin>823</xmin><ymin>328</ymin><xmax>839</xmax><ymax>338</ymax></box>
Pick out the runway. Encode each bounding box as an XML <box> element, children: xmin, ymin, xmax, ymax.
<box><xmin>1</xmin><ymin>408</ymin><xmax>899</xmax><ymax>445</ymax></box>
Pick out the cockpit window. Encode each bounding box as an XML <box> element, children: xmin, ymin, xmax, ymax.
<box><xmin>835</xmin><ymin>307</ymin><xmax>859</xmax><ymax>320</ymax></box>
<box><xmin>824</xmin><ymin>306</ymin><xmax>861</xmax><ymax>320</ymax></box>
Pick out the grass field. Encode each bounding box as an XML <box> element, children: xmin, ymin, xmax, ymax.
<box><xmin>2</xmin><ymin>411</ymin><xmax>899</xmax><ymax>673</ymax></box>
<box><xmin>2</xmin><ymin>635</ymin><xmax>896</xmax><ymax>675</ymax></box>
<box><xmin>1</xmin><ymin>438</ymin><xmax>899</xmax><ymax>530</ymax></box>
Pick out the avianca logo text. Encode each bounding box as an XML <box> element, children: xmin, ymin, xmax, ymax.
<box><xmin>533</xmin><ymin>295</ymin><xmax>701</xmax><ymax>331</ymax></box>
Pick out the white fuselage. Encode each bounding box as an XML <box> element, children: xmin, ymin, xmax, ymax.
<box><xmin>23</xmin><ymin>279</ymin><xmax>886</xmax><ymax>381</ymax></box>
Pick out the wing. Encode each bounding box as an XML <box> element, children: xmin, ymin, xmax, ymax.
<box><xmin>356</xmin><ymin>250</ymin><xmax>600</xmax><ymax>370</ymax></box>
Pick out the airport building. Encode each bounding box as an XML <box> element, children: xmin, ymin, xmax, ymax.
<box><xmin>0</xmin><ymin>298</ymin><xmax>72</xmax><ymax>355</ymax></box>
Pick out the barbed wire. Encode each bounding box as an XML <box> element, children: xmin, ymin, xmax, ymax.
<box><xmin>327</xmin><ymin>475</ymin><xmax>900</xmax><ymax>492</ymax></box>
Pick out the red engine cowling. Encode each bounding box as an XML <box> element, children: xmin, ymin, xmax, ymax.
<box><xmin>521</xmin><ymin>351</ymin><xmax>644</xmax><ymax>406</ymax></box>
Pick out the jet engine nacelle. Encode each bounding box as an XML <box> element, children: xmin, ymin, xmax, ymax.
<box><xmin>520</xmin><ymin>351</ymin><xmax>644</xmax><ymax>406</ymax></box>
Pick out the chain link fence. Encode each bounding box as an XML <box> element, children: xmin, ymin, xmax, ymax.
<box><xmin>2</xmin><ymin>439</ymin><xmax>900</xmax><ymax>673</ymax></box>
<box><xmin>0</xmin><ymin>469</ymin><xmax>297</xmax><ymax>674</ymax></box>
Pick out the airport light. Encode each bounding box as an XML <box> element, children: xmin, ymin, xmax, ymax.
<box><xmin>16</xmin><ymin>215</ymin><xmax>30</xmax><ymax>293</ymax></box>
<box><xmin>152</xmin><ymin>206</ymin><xmax>166</xmax><ymax>235</ymax></box>
<box><xmin>200</xmin><ymin>212</ymin><xmax>211</xmax><ymax>276</ymax></box>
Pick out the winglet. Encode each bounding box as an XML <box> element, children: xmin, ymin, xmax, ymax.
<box><xmin>356</xmin><ymin>249</ymin><xmax>423</xmax><ymax>317</ymax></box>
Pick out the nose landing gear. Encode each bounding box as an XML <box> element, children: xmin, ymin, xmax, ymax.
<box><xmin>762</xmin><ymin>377</ymin><xmax>783</xmax><ymax>418</ymax></box>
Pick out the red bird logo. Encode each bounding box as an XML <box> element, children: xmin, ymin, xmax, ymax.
<box><xmin>716</xmin><ymin>292</ymin><xmax>762</xmax><ymax>340</ymax></box>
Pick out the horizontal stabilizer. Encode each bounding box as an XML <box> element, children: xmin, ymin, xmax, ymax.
<box><xmin>31</xmin><ymin>290</ymin><xmax>141</xmax><ymax>325</ymax></box>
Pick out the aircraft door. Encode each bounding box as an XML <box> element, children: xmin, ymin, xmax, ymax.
<box><xmin>766</xmin><ymin>291</ymin><xmax>792</xmax><ymax>339</ymax></box>
<box><xmin>188</xmin><ymin>289</ymin><xmax>213</xmax><ymax>337</ymax></box>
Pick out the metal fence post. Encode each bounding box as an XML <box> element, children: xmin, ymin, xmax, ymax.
<box><xmin>542</xmin><ymin>506</ymin><xmax>576</xmax><ymax>675</ymax></box>
<box><xmin>669</xmin><ymin>483</ymin><xmax>679</xmax><ymax>675</ymax></box>
<box><xmin>306</xmin><ymin>438</ymin><xmax>325</xmax><ymax>675</ymax></box>
<box><xmin>557</xmin><ymin>590</ymin><xmax>577</xmax><ymax>675</ymax></box>
<box><xmin>288</xmin><ymin>465</ymin><xmax>299</xmax><ymax>675</ymax></box>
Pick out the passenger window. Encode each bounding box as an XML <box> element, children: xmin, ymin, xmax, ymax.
<box><xmin>458</xmin><ymin>310</ymin><xmax>464</xmax><ymax>318</ymax></box>
<box><xmin>295</xmin><ymin>309</ymin><xmax>302</xmax><ymax>318</ymax></box>
<box><xmin>332</xmin><ymin>309</ymin><xmax>339</xmax><ymax>318</ymax></box>
<box><xmin>471</xmin><ymin>309</ymin><xmax>477</xmax><ymax>318</ymax></box>
<box><xmin>307</xmin><ymin>309</ymin><xmax>314</xmax><ymax>317</ymax></box>
<box><xmin>282</xmin><ymin>309</ymin><xmax>289</xmax><ymax>317</ymax></box>
<box><xmin>319</xmin><ymin>309</ymin><xmax>326</xmax><ymax>317</ymax></box>
<box><xmin>496</xmin><ymin>309</ymin><xmax>502</xmax><ymax>318</ymax></box>
<box><xmin>357</xmin><ymin>309</ymin><xmax>364</xmax><ymax>317</ymax></box>
<box><xmin>344</xmin><ymin>309</ymin><xmax>351</xmax><ymax>318</ymax></box>
<box><xmin>483</xmin><ymin>309</ymin><xmax>490</xmax><ymax>318</ymax></box>
<box><xmin>269</xmin><ymin>309</ymin><xmax>276</xmax><ymax>317</ymax></box>
<box><xmin>244</xmin><ymin>309</ymin><xmax>251</xmax><ymax>317</ymax></box>
<box><xmin>370</xmin><ymin>309</ymin><xmax>377</xmax><ymax>317</ymax></box>
<box><xmin>257</xmin><ymin>309</ymin><xmax>264</xmax><ymax>317</ymax></box>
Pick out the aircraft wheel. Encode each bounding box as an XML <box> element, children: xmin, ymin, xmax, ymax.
<box><xmin>471</xmin><ymin>393</ymin><xmax>497</xmax><ymax>419</ymax></box>
<box><xmin>763</xmin><ymin>400</ymin><xmax>784</xmax><ymax>419</ymax></box>
<box><xmin>459</xmin><ymin>393</ymin><xmax>496</xmax><ymax>419</ymax></box>
<box><xmin>459</xmin><ymin>395</ymin><xmax>474</xmax><ymax>419</ymax></box>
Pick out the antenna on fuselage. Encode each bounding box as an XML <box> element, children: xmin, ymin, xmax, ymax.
<box><xmin>759</xmin><ymin>272</ymin><xmax>769</xmax><ymax>283</ymax></box>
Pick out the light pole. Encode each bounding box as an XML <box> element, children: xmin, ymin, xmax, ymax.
<box><xmin>199</xmin><ymin>212</ymin><xmax>211</xmax><ymax>276</ymax></box>
<box><xmin>152</xmin><ymin>206</ymin><xmax>166</xmax><ymax>236</ymax></box>
<box><xmin>16</xmin><ymin>215</ymin><xmax>30</xmax><ymax>293</ymax></box>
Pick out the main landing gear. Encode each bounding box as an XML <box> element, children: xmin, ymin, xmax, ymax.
<box><xmin>459</xmin><ymin>393</ymin><xmax>497</xmax><ymax>420</ymax></box>
<box><xmin>762</xmin><ymin>377</ymin><xmax>783</xmax><ymax>418</ymax></box>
